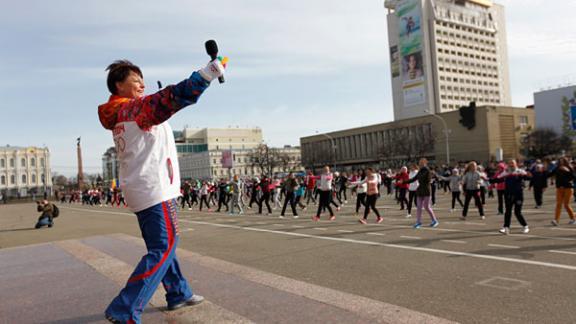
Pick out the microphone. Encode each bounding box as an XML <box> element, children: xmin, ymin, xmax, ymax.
<box><xmin>204</xmin><ymin>39</ymin><xmax>225</xmax><ymax>84</ymax></box>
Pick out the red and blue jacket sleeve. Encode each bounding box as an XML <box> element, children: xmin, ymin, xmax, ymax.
<box><xmin>98</xmin><ymin>72</ymin><xmax>210</xmax><ymax>130</ymax></box>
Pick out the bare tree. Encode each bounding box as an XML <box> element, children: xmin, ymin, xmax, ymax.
<box><xmin>522</xmin><ymin>128</ymin><xmax>573</xmax><ymax>159</ymax></box>
<box><xmin>247</xmin><ymin>144</ymin><xmax>282</xmax><ymax>176</ymax></box>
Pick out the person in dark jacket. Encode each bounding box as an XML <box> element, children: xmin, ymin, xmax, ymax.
<box><xmin>403</xmin><ymin>158</ymin><xmax>439</xmax><ymax>229</ymax></box>
<box><xmin>280</xmin><ymin>173</ymin><xmax>299</xmax><ymax>218</ymax></box>
<box><xmin>529</xmin><ymin>164</ymin><xmax>548</xmax><ymax>209</ymax></box>
<box><xmin>492</xmin><ymin>159</ymin><xmax>531</xmax><ymax>235</ymax></box>
<box><xmin>258</xmin><ymin>176</ymin><xmax>273</xmax><ymax>215</ymax></box>
<box><xmin>35</xmin><ymin>200</ymin><xmax>55</xmax><ymax>228</ymax></box>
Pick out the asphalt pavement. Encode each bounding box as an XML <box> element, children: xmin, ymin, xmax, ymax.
<box><xmin>1</xmin><ymin>189</ymin><xmax>575</xmax><ymax>323</ymax></box>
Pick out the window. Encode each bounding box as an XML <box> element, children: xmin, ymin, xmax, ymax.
<box><xmin>31</xmin><ymin>158</ymin><xmax>36</xmax><ymax>167</ymax></box>
<box><xmin>0</xmin><ymin>176</ymin><xmax>4</xmax><ymax>185</ymax></box>
<box><xmin>10</xmin><ymin>158</ymin><xmax>14</xmax><ymax>168</ymax></box>
<box><xmin>32</xmin><ymin>174</ymin><xmax>36</xmax><ymax>184</ymax></box>
<box><xmin>10</xmin><ymin>175</ymin><xmax>15</xmax><ymax>184</ymax></box>
<box><xmin>41</xmin><ymin>174</ymin><xmax>45</xmax><ymax>184</ymax></box>
<box><xmin>40</xmin><ymin>158</ymin><xmax>45</xmax><ymax>167</ymax></box>
<box><xmin>22</xmin><ymin>175</ymin><xmax>27</xmax><ymax>184</ymax></box>
<box><xmin>518</xmin><ymin>116</ymin><xmax>529</xmax><ymax>128</ymax></box>
<box><xmin>21</xmin><ymin>158</ymin><xmax>26</xmax><ymax>168</ymax></box>
<box><xmin>0</xmin><ymin>159</ymin><xmax>3</xmax><ymax>168</ymax></box>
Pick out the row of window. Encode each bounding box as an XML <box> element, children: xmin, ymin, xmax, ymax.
<box><xmin>436</xmin><ymin>28</ymin><xmax>497</xmax><ymax>46</ymax></box>
<box><xmin>440</xmin><ymin>86</ymin><xmax>501</xmax><ymax>96</ymax></box>
<box><xmin>438</xmin><ymin>46</ymin><xmax>496</xmax><ymax>56</ymax></box>
<box><xmin>0</xmin><ymin>173</ymin><xmax>45</xmax><ymax>186</ymax></box>
<box><xmin>437</xmin><ymin>57</ymin><xmax>499</xmax><ymax>72</ymax></box>
<box><xmin>436</xmin><ymin>18</ymin><xmax>495</xmax><ymax>35</ymax></box>
<box><xmin>439</xmin><ymin>76</ymin><xmax>500</xmax><ymax>88</ymax></box>
<box><xmin>0</xmin><ymin>157</ymin><xmax>45</xmax><ymax>168</ymax></box>
<box><xmin>438</xmin><ymin>65</ymin><xmax>499</xmax><ymax>79</ymax></box>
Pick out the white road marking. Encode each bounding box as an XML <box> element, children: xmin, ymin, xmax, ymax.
<box><xmin>400</xmin><ymin>236</ymin><xmax>422</xmax><ymax>240</ymax></box>
<box><xmin>181</xmin><ymin>228</ymin><xmax>194</xmax><ymax>232</ymax></box>
<box><xmin>445</xmin><ymin>221</ymin><xmax>486</xmax><ymax>226</ymax></box>
<box><xmin>313</xmin><ymin>228</ymin><xmax>327</xmax><ymax>231</ymax></box>
<box><xmin>549</xmin><ymin>250</ymin><xmax>576</xmax><ymax>256</ymax></box>
<box><xmin>272</xmin><ymin>224</ymin><xmax>284</xmax><ymax>227</ymax></box>
<box><xmin>441</xmin><ymin>240</ymin><xmax>467</xmax><ymax>244</ymax></box>
<box><xmin>476</xmin><ymin>277</ymin><xmax>531</xmax><ymax>291</ymax></box>
<box><xmin>551</xmin><ymin>227</ymin><xmax>576</xmax><ymax>232</ymax></box>
<box><xmin>488</xmin><ymin>244</ymin><xmax>520</xmax><ymax>249</ymax></box>
<box><xmin>179</xmin><ymin>220</ymin><xmax>576</xmax><ymax>271</ymax></box>
<box><xmin>337</xmin><ymin>230</ymin><xmax>354</xmax><ymax>233</ymax></box>
<box><xmin>291</xmin><ymin>225</ymin><xmax>304</xmax><ymax>228</ymax></box>
<box><xmin>366</xmin><ymin>233</ymin><xmax>386</xmax><ymax>236</ymax></box>
<box><xmin>61</xmin><ymin>206</ymin><xmax>576</xmax><ymax>248</ymax></box>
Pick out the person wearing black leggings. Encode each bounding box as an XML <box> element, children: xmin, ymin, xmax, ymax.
<box><xmin>353</xmin><ymin>170</ymin><xmax>367</xmax><ymax>214</ymax></box>
<box><xmin>352</xmin><ymin>168</ymin><xmax>383</xmax><ymax>224</ymax></box>
<box><xmin>312</xmin><ymin>166</ymin><xmax>335</xmax><ymax>221</ymax></box>
<box><xmin>407</xmin><ymin>164</ymin><xmax>419</xmax><ymax>218</ymax></box>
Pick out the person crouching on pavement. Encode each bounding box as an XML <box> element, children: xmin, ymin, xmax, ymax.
<box><xmin>98</xmin><ymin>57</ymin><xmax>225</xmax><ymax>323</ymax></box>
<box><xmin>35</xmin><ymin>200</ymin><xmax>55</xmax><ymax>229</ymax></box>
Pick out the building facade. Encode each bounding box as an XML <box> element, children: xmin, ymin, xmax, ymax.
<box><xmin>0</xmin><ymin>146</ymin><xmax>52</xmax><ymax>197</ymax></box>
<box><xmin>534</xmin><ymin>85</ymin><xmax>576</xmax><ymax>136</ymax></box>
<box><xmin>179</xmin><ymin>146</ymin><xmax>302</xmax><ymax>180</ymax></box>
<box><xmin>300</xmin><ymin>106</ymin><xmax>534</xmax><ymax>170</ymax></box>
<box><xmin>174</xmin><ymin>127</ymin><xmax>263</xmax><ymax>156</ymax></box>
<box><xmin>385</xmin><ymin>0</ymin><xmax>511</xmax><ymax>120</ymax></box>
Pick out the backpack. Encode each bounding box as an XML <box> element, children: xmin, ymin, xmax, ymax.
<box><xmin>53</xmin><ymin>205</ymin><xmax>60</xmax><ymax>218</ymax></box>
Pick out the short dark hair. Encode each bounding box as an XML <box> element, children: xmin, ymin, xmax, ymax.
<box><xmin>105</xmin><ymin>60</ymin><xmax>143</xmax><ymax>95</ymax></box>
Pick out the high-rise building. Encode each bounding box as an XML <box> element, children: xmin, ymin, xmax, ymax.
<box><xmin>385</xmin><ymin>0</ymin><xmax>511</xmax><ymax>120</ymax></box>
<box><xmin>0</xmin><ymin>146</ymin><xmax>52</xmax><ymax>198</ymax></box>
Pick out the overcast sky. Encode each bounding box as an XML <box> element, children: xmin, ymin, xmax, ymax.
<box><xmin>1</xmin><ymin>0</ymin><xmax>575</xmax><ymax>176</ymax></box>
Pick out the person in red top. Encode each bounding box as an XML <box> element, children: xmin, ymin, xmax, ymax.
<box><xmin>395</xmin><ymin>166</ymin><xmax>410</xmax><ymax>211</ymax></box>
<box><xmin>305</xmin><ymin>170</ymin><xmax>317</xmax><ymax>204</ymax></box>
<box><xmin>493</xmin><ymin>162</ymin><xmax>507</xmax><ymax>215</ymax></box>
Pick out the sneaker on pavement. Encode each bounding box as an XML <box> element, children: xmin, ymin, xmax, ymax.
<box><xmin>406</xmin><ymin>214</ymin><xmax>412</xmax><ymax>218</ymax></box>
<box><xmin>429</xmin><ymin>220</ymin><xmax>439</xmax><ymax>228</ymax></box>
<box><xmin>499</xmin><ymin>227</ymin><xmax>510</xmax><ymax>235</ymax></box>
<box><xmin>481</xmin><ymin>215</ymin><xmax>486</xmax><ymax>220</ymax></box>
<box><xmin>279</xmin><ymin>215</ymin><xmax>285</xmax><ymax>218</ymax></box>
<box><xmin>359</xmin><ymin>219</ymin><xmax>367</xmax><ymax>224</ymax></box>
<box><xmin>336</xmin><ymin>207</ymin><xmax>341</xmax><ymax>211</ymax></box>
<box><xmin>167</xmin><ymin>295</ymin><xmax>205</xmax><ymax>311</ymax></box>
<box><xmin>376</xmin><ymin>217</ymin><xmax>384</xmax><ymax>224</ymax></box>
<box><xmin>569</xmin><ymin>219</ymin><xmax>576</xmax><ymax>225</ymax></box>
<box><xmin>522</xmin><ymin>226</ymin><xmax>530</xmax><ymax>234</ymax></box>
<box><xmin>312</xmin><ymin>216</ymin><xmax>320</xmax><ymax>222</ymax></box>
<box><xmin>293</xmin><ymin>215</ymin><xmax>299</xmax><ymax>219</ymax></box>
<box><xmin>413</xmin><ymin>223</ymin><xmax>422</xmax><ymax>229</ymax></box>
<box><xmin>329</xmin><ymin>215</ymin><xmax>336</xmax><ymax>221</ymax></box>
<box><xmin>551</xmin><ymin>220</ymin><xmax>559</xmax><ymax>226</ymax></box>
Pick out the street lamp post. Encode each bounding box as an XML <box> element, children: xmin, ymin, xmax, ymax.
<box><xmin>320</xmin><ymin>133</ymin><xmax>337</xmax><ymax>170</ymax></box>
<box><xmin>425</xmin><ymin>110</ymin><xmax>451</xmax><ymax>165</ymax></box>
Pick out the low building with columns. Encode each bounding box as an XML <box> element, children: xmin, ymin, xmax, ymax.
<box><xmin>0</xmin><ymin>146</ymin><xmax>52</xmax><ymax>198</ymax></box>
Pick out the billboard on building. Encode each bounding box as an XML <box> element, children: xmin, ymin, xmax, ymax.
<box><xmin>397</xmin><ymin>0</ymin><xmax>426</xmax><ymax>107</ymax></box>
<box><xmin>221</xmin><ymin>150</ymin><xmax>234</xmax><ymax>168</ymax></box>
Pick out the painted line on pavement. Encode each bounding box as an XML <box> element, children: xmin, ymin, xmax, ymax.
<box><xmin>313</xmin><ymin>228</ymin><xmax>327</xmax><ymax>231</ymax></box>
<box><xmin>338</xmin><ymin>230</ymin><xmax>354</xmax><ymax>233</ymax></box>
<box><xmin>61</xmin><ymin>207</ymin><xmax>576</xmax><ymax>243</ymax></box>
<box><xmin>441</xmin><ymin>240</ymin><xmax>467</xmax><ymax>244</ymax></box>
<box><xmin>400</xmin><ymin>236</ymin><xmax>422</xmax><ymax>240</ymax></box>
<box><xmin>551</xmin><ymin>227</ymin><xmax>576</xmax><ymax>232</ymax></box>
<box><xmin>366</xmin><ymin>233</ymin><xmax>386</xmax><ymax>236</ymax></box>
<box><xmin>549</xmin><ymin>250</ymin><xmax>576</xmax><ymax>256</ymax></box>
<box><xmin>488</xmin><ymin>244</ymin><xmax>520</xmax><ymax>249</ymax></box>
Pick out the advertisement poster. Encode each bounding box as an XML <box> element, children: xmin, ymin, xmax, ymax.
<box><xmin>397</xmin><ymin>0</ymin><xmax>426</xmax><ymax>107</ymax></box>
<box><xmin>221</xmin><ymin>150</ymin><xmax>234</xmax><ymax>169</ymax></box>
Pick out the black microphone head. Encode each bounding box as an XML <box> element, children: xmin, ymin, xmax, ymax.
<box><xmin>205</xmin><ymin>40</ymin><xmax>219</xmax><ymax>59</ymax></box>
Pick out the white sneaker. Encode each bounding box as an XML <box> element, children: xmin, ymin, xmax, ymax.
<box><xmin>481</xmin><ymin>216</ymin><xmax>486</xmax><ymax>220</ymax></box>
<box><xmin>551</xmin><ymin>220</ymin><xmax>559</xmax><ymax>226</ymax></box>
<box><xmin>406</xmin><ymin>214</ymin><xmax>412</xmax><ymax>218</ymax></box>
<box><xmin>279</xmin><ymin>215</ymin><xmax>285</xmax><ymax>219</ymax></box>
<box><xmin>499</xmin><ymin>227</ymin><xmax>510</xmax><ymax>235</ymax></box>
<box><xmin>450</xmin><ymin>209</ymin><xmax>454</xmax><ymax>213</ymax></box>
<box><xmin>293</xmin><ymin>215</ymin><xmax>299</xmax><ymax>219</ymax></box>
<box><xmin>569</xmin><ymin>219</ymin><xmax>576</xmax><ymax>225</ymax></box>
<box><xmin>522</xmin><ymin>226</ymin><xmax>530</xmax><ymax>234</ymax></box>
